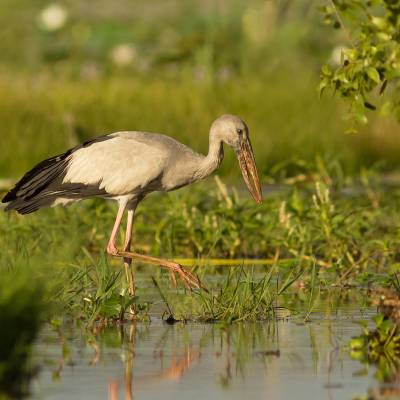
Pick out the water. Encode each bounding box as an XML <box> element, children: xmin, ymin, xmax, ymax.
<box><xmin>30</xmin><ymin>305</ymin><xmax>394</xmax><ymax>400</ymax></box>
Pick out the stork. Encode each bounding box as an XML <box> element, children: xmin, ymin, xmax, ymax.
<box><xmin>2</xmin><ymin>114</ymin><xmax>262</xmax><ymax>292</ymax></box>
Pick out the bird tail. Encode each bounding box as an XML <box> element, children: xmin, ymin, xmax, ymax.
<box><xmin>2</xmin><ymin>154</ymin><xmax>70</xmax><ymax>214</ymax></box>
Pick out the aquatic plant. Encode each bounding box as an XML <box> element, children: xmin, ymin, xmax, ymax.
<box><xmin>56</xmin><ymin>254</ymin><xmax>150</xmax><ymax>324</ymax></box>
<box><xmin>350</xmin><ymin>314</ymin><xmax>400</xmax><ymax>382</ymax></box>
<box><xmin>350</xmin><ymin>288</ymin><xmax>400</xmax><ymax>383</ymax></box>
<box><xmin>153</xmin><ymin>264</ymin><xmax>301</xmax><ymax>322</ymax></box>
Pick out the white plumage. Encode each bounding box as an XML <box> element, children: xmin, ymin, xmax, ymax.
<box><xmin>64</xmin><ymin>132</ymin><xmax>168</xmax><ymax>195</ymax></box>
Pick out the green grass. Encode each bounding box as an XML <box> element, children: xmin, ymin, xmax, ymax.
<box><xmin>153</xmin><ymin>264</ymin><xmax>303</xmax><ymax>322</ymax></box>
<box><xmin>1</xmin><ymin>174</ymin><xmax>399</xmax><ymax>324</ymax></box>
<box><xmin>1</xmin><ymin>0</ymin><xmax>400</xmax><ymax>179</ymax></box>
<box><xmin>1</xmin><ymin>71</ymin><xmax>400</xmax><ymax>180</ymax></box>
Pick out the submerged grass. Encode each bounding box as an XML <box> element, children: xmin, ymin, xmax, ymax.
<box><xmin>153</xmin><ymin>264</ymin><xmax>303</xmax><ymax>322</ymax></box>
<box><xmin>51</xmin><ymin>252</ymin><xmax>152</xmax><ymax>324</ymax></box>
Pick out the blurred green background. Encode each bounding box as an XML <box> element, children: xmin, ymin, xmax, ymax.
<box><xmin>1</xmin><ymin>0</ymin><xmax>400</xmax><ymax>180</ymax></box>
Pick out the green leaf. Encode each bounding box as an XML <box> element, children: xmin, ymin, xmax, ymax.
<box><xmin>354</xmin><ymin>113</ymin><xmax>368</xmax><ymax>125</ymax></box>
<box><xmin>350</xmin><ymin>336</ymin><xmax>366</xmax><ymax>350</ymax></box>
<box><xmin>371</xmin><ymin>16</ymin><xmax>386</xmax><ymax>30</ymax></box>
<box><xmin>373</xmin><ymin>314</ymin><xmax>385</xmax><ymax>328</ymax></box>
<box><xmin>100</xmin><ymin>294</ymin><xmax>121</xmax><ymax>318</ymax></box>
<box><xmin>366</xmin><ymin>67</ymin><xmax>380</xmax><ymax>83</ymax></box>
<box><xmin>390</xmin><ymin>263</ymin><xmax>400</xmax><ymax>274</ymax></box>
<box><xmin>345</xmin><ymin>127</ymin><xmax>358</xmax><ymax>134</ymax></box>
<box><xmin>321</xmin><ymin>64</ymin><xmax>332</xmax><ymax>76</ymax></box>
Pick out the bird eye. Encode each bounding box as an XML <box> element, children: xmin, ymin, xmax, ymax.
<box><xmin>237</xmin><ymin>128</ymin><xmax>243</xmax><ymax>135</ymax></box>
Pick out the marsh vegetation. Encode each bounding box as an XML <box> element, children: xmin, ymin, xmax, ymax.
<box><xmin>1</xmin><ymin>0</ymin><xmax>400</xmax><ymax>398</ymax></box>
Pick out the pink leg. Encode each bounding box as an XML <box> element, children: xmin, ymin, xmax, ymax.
<box><xmin>106</xmin><ymin>201</ymin><xmax>127</xmax><ymax>255</ymax></box>
<box><xmin>123</xmin><ymin>209</ymin><xmax>134</xmax><ymax>258</ymax></box>
<box><xmin>106</xmin><ymin>201</ymin><xmax>206</xmax><ymax>291</ymax></box>
<box><xmin>118</xmin><ymin>251</ymin><xmax>206</xmax><ymax>291</ymax></box>
<box><xmin>123</xmin><ymin>209</ymin><xmax>135</xmax><ymax>298</ymax></box>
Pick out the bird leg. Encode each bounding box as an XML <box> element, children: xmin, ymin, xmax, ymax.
<box><xmin>106</xmin><ymin>202</ymin><xmax>127</xmax><ymax>256</ymax></box>
<box><xmin>106</xmin><ymin>202</ymin><xmax>136</xmax><ymax>317</ymax></box>
<box><xmin>123</xmin><ymin>209</ymin><xmax>136</xmax><ymax>300</ymax></box>
<box><xmin>106</xmin><ymin>202</ymin><xmax>205</xmax><ymax>291</ymax></box>
<box><xmin>118</xmin><ymin>251</ymin><xmax>206</xmax><ymax>291</ymax></box>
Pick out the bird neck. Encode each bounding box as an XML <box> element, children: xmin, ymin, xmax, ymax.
<box><xmin>195</xmin><ymin>137</ymin><xmax>224</xmax><ymax>180</ymax></box>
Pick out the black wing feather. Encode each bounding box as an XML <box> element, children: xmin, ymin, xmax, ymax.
<box><xmin>2</xmin><ymin>135</ymin><xmax>112</xmax><ymax>214</ymax></box>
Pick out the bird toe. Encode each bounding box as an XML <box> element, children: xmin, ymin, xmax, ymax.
<box><xmin>106</xmin><ymin>244</ymin><xmax>120</xmax><ymax>256</ymax></box>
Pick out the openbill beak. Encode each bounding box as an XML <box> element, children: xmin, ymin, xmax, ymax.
<box><xmin>236</xmin><ymin>136</ymin><xmax>262</xmax><ymax>203</ymax></box>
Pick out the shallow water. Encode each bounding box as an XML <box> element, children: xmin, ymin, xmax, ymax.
<box><xmin>29</xmin><ymin>304</ymin><xmax>399</xmax><ymax>400</ymax></box>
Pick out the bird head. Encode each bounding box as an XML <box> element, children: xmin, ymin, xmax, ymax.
<box><xmin>210</xmin><ymin>114</ymin><xmax>262</xmax><ymax>204</ymax></box>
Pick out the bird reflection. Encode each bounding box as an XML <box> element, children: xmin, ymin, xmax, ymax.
<box><xmin>106</xmin><ymin>323</ymin><xmax>202</xmax><ymax>400</ymax></box>
<box><xmin>50</xmin><ymin>321</ymin><xmax>279</xmax><ymax>399</ymax></box>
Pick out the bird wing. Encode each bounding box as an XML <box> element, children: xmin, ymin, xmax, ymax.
<box><xmin>63</xmin><ymin>132</ymin><xmax>168</xmax><ymax>195</ymax></box>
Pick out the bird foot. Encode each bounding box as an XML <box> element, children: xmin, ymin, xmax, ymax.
<box><xmin>167</xmin><ymin>263</ymin><xmax>208</xmax><ymax>292</ymax></box>
<box><xmin>106</xmin><ymin>243</ymin><xmax>120</xmax><ymax>256</ymax></box>
<box><xmin>107</xmin><ymin>245</ymin><xmax>133</xmax><ymax>267</ymax></box>
<box><xmin>117</xmin><ymin>251</ymin><xmax>208</xmax><ymax>292</ymax></box>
